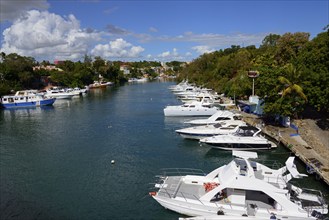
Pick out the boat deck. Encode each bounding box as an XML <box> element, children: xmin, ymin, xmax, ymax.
<box><xmin>158</xmin><ymin>176</ymin><xmax>207</xmax><ymax>200</ymax></box>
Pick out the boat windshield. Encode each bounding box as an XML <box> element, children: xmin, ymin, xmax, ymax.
<box><xmin>235</xmin><ymin>126</ymin><xmax>258</xmax><ymax>136</ymax></box>
<box><xmin>213</xmin><ymin>123</ymin><xmax>222</xmax><ymax>128</ymax></box>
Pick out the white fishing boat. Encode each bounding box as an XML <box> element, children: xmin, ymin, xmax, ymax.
<box><xmin>149</xmin><ymin>151</ymin><xmax>328</xmax><ymax>219</ymax></box>
<box><xmin>45</xmin><ymin>87</ymin><xmax>74</xmax><ymax>99</ymax></box>
<box><xmin>175</xmin><ymin>120</ymin><xmax>247</xmax><ymax>140</ymax></box>
<box><xmin>185</xmin><ymin>111</ymin><xmax>242</xmax><ymax>126</ymax></box>
<box><xmin>200</xmin><ymin>126</ymin><xmax>277</xmax><ymax>150</ymax></box>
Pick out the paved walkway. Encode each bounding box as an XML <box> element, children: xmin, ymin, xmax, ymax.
<box><xmin>240</xmin><ymin>112</ymin><xmax>329</xmax><ymax>186</ymax></box>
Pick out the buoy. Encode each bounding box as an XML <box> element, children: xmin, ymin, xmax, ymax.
<box><xmin>111</xmin><ymin>160</ymin><xmax>115</xmax><ymax>164</ymax></box>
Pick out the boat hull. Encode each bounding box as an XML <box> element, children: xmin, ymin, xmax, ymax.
<box><xmin>202</xmin><ymin>142</ymin><xmax>274</xmax><ymax>150</ymax></box>
<box><xmin>1</xmin><ymin>98</ymin><xmax>56</xmax><ymax>109</ymax></box>
<box><xmin>164</xmin><ymin>108</ymin><xmax>218</xmax><ymax>117</ymax></box>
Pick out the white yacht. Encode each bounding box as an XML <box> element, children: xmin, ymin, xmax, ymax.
<box><xmin>45</xmin><ymin>87</ymin><xmax>74</xmax><ymax>99</ymax></box>
<box><xmin>200</xmin><ymin>126</ymin><xmax>277</xmax><ymax>151</ymax></box>
<box><xmin>164</xmin><ymin>94</ymin><xmax>219</xmax><ymax>117</ymax></box>
<box><xmin>164</xmin><ymin>101</ymin><xmax>219</xmax><ymax>117</ymax></box>
<box><xmin>149</xmin><ymin>151</ymin><xmax>328</xmax><ymax>219</ymax></box>
<box><xmin>185</xmin><ymin>111</ymin><xmax>242</xmax><ymax>126</ymax></box>
<box><xmin>175</xmin><ymin>120</ymin><xmax>247</xmax><ymax>140</ymax></box>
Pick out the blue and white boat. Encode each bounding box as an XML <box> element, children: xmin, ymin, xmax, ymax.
<box><xmin>0</xmin><ymin>90</ymin><xmax>56</xmax><ymax>109</ymax></box>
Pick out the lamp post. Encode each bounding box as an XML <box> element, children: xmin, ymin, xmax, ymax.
<box><xmin>248</xmin><ymin>71</ymin><xmax>259</xmax><ymax>96</ymax></box>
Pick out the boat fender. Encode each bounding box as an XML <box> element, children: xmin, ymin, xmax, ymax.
<box><xmin>149</xmin><ymin>192</ymin><xmax>157</xmax><ymax>196</ymax></box>
<box><xmin>203</xmin><ymin>182</ymin><xmax>219</xmax><ymax>192</ymax></box>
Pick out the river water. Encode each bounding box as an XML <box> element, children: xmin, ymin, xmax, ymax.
<box><xmin>1</xmin><ymin>80</ymin><xmax>328</xmax><ymax>220</ymax></box>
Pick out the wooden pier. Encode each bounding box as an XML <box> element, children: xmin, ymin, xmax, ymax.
<box><xmin>241</xmin><ymin>112</ymin><xmax>329</xmax><ymax>186</ymax></box>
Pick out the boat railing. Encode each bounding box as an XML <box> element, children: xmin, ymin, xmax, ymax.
<box><xmin>159</xmin><ymin>168</ymin><xmax>206</xmax><ymax>177</ymax></box>
<box><xmin>155</xmin><ymin>187</ymin><xmax>232</xmax><ymax>208</ymax></box>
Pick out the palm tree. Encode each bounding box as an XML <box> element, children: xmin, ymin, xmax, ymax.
<box><xmin>278</xmin><ymin>63</ymin><xmax>307</xmax><ymax>118</ymax></box>
<box><xmin>278</xmin><ymin>63</ymin><xmax>307</xmax><ymax>101</ymax></box>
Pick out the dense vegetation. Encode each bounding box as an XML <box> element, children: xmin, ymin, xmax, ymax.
<box><xmin>1</xmin><ymin>30</ymin><xmax>328</xmax><ymax>118</ymax></box>
<box><xmin>177</xmin><ymin>30</ymin><xmax>329</xmax><ymax>118</ymax></box>
<box><xmin>0</xmin><ymin>54</ymin><xmax>179</xmax><ymax>95</ymax></box>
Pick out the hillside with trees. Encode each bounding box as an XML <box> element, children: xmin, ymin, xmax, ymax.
<box><xmin>177</xmin><ymin>30</ymin><xmax>329</xmax><ymax>118</ymax></box>
<box><xmin>0</xmin><ymin>30</ymin><xmax>328</xmax><ymax>119</ymax></box>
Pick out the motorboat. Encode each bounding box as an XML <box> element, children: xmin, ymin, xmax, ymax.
<box><xmin>169</xmin><ymin>81</ymin><xmax>194</xmax><ymax>93</ymax></box>
<box><xmin>179</xmin><ymin>92</ymin><xmax>220</xmax><ymax>104</ymax></box>
<box><xmin>149</xmin><ymin>151</ymin><xmax>328</xmax><ymax>219</ymax></box>
<box><xmin>45</xmin><ymin>87</ymin><xmax>74</xmax><ymax>99</ymax></box>
<box><xmin>200</xmin><ymin>126</ymin><xmax>277</xmax><ymax>150</ymax></box>
<box><xmin>88</xmin><ymin>81</ymin><xmax>113</xmax><ymax>89</ymax></box>
<box><xmin>164</xmin><ymin>101</ymin><xmax>219</xmax><ymax>117</ymax></box>
<box><xmin>128</xmin><ymin>77</ymin><xmax>148</xmax><ymax>83</ymax></box>
<box><xmin>185</xmin><ymin>111</ymin><xmax>242</xmax><ymax>126</ymax></box>
<box><xmin>164</xmin><ymin>94</ymin><xmax>219</xmax><ymax>117</ymax></box>
<box><xmin>175</xmin><ymin>120</ymin><xmax>247</xmax><ymax>140</ymax></box>
<box><xmin>0</xmin><ymin>90</ymin><xmax>56</xmax><ymax>108</ymax></box>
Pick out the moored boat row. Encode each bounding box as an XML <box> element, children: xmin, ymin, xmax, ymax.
<box><xmin>164</xmin><ymin>81</ymin><xmax>277</xmax><ymax>151</ymax></box>
<box><xmin>0</xmin><ymin>86</ymin><xmax>90</xmax><ymax>109</ymax></box>
<box><xmin>149</xmin><ymin>81</ymin><xmax>327</xmax><ymax>219</ymax></box>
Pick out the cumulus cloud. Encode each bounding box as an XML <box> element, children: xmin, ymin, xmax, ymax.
<box><xmin>0</xmin><ymin>0</ymin><xmax>49</xmax><ymax>22</ymax></box>
<box><xmin>91</xmin><ymin>38</ymin><xmax>144</xmax><ymax>59</ymax></box>
<box><xmin>191</xmin><ymin>45</ymin><xmax>215</xmax><ymax>54</ymax></box>
<box><xmin>157</xmin><ymin>48</ymin><xmax>183</xmax><ymax>60</ymax></box>
<box><xmin>0</xmin><ymin>10</ymin><xmax>101</xmax><ymax>61</ymax></box>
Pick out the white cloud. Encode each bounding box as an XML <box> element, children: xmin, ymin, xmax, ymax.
<box><xmin>1</xmin><ymin>10</ymin><xmax>101</xmax><ymax>61</ymax></box>
<box><xmin>157</xmin><ymin>48</ymin><xmax>184</xmax><ymax>61</ymax></box>
<box><xmin>158</xmin><ymin>51</ymin><xmax>170</xmax><ymax>58</ymax></box>
<box><xmin>91</xmin><ymin>38</ymin><xmax>144</xmax><ymax>59</ymax></box>
<box><xmin>191</xmin><ymin>45</ymin><xmax>215</xmax><ymax>54</ymax></box>
<box><xmin>149</xmin><ymin>27</ymin><xmax>158</xmax><ymax>33</ymax></box>
<box><xmin>157</xmin><ymin>32</ymin><xmax>266</xmax><ymax>49</ymax></box>
<box><xmin>0</xmin><ymin>0</ymin><xmax>49</xmax><ymax>22</ymax></box>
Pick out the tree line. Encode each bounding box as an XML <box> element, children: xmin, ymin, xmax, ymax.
<box><xmin>1</xmin><ymin>29</ymin><xmax>328</xmax><ymax>118</ymax></box>
<box><xmin>0</xmin><ymin>54</ymin><xmax>183</xmax><ymax>96</ymax></box>
<box><xmin>177</xmin><ymin>30</ymin><xmax>329</xmax><ymax>118</ymax></box>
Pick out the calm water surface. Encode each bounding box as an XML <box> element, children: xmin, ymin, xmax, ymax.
<box><xmin>1</xmin><ymin>81</ymin><xmax>328</xmax><ymax>220</ymax></box>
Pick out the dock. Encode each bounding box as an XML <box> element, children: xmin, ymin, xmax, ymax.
<box><xmin>240</xmin><ymin>112</ymin><xmax>329</xmax><ymax>186</ymax></box>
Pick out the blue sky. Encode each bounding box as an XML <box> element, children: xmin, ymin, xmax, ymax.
<box><xmin>0</xmin><ymin>0</ymin><xmax>328</xmax><ymax>62</ymax></box>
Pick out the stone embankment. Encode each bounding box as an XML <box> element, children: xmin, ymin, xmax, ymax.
<box><xmin>240</xmin><ymin>112</ymin><xmax>329</xmax><ymax>185</ymax></box>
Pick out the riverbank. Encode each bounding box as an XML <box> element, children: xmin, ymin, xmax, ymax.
<box><xmin>241</xmin><ymin>112</ymin><xmax>329</xmax><ymax>185</ymax></box>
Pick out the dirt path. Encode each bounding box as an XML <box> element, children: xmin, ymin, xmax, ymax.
<box><xmin>295</xmin><ymin>119</ymin><xmax>329</xmax><ymax>155</ymax></box>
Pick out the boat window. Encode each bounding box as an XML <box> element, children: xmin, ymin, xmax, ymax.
<box><xmin>245</xmin><ymin>190</ymin><xmax>276</xmax><ymax>210</ymax></box>
<box><xmin>189</xmin><ymin>105</ymin><xmax>195</xmax><ymax>108</ymax></box>
<box><xmin>215</xmin><ymin>117</ymin><xmax>230</xmax><ymax>121</ymax></box>
<box><xmin>213</xmin><ymin>124</ymin><xmax>222</xmax><ymax>128</ymax></box>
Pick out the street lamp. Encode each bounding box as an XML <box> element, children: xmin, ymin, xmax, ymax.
<box><xmin>248</xmin><ymin>70</ymin><xmax>259</xmax><ymax>96</ymax></box>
